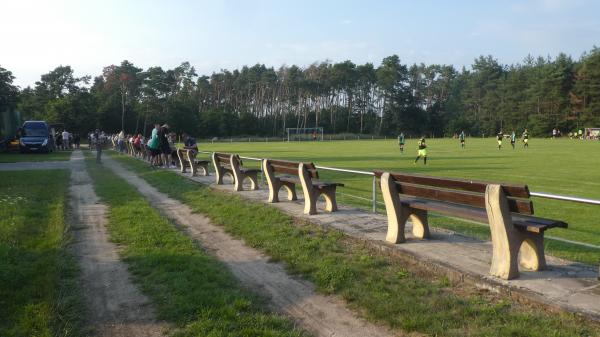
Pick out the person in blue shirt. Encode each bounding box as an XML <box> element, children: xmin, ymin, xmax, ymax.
<box><xmin>459</xmin><ymin>131</ymin><xmax>465</xmax><ymax>149</ymax></box>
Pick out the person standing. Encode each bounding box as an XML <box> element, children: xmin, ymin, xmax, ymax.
<box><xmin>73</xmin><ymin>133</ymin><xmax>80</xmax><ymax>149</ymax></box>
<box><xmin>62</xmin><ymin>129</ymin><xmax>70</xmax><ymax>150</ymax></box>
<box><xmin>510</xmin><ymin>130</ymin><xmax>516</xmax><ymax>149</ymax></box>
<box><xmin>147</xmin><ymin>124</ymin><xmax>161</xmax><ymax>166</ymax></box>
<box><xmin>522</xmin><ymin>129</ymin><xmax>529</xmax><ymax>148</ymax></box>
<box><xmin>414</xmin><ymin>137</ymin><xmax>427</xmax><ymax>165</ymax></box>
<box><xmin>497</xmin><ymin>131</ymin><xmax>503</xmax><ymax>150</ymax></box>
<box><xmin>459</xmin><ymin>130</ymin><xmax>466</xmax><ymax>149</ymax></box>
<box><xmin>56</xmin><ymin>132</ymin><xmax>63</xmax><ymax>150</ymax></box>
<box><xmin>159</xmin><ymin>124</ymin><xmax>171</xmax><ymax>168</ymax></box>
<box><xmin>94</xmin><ymin>129</ymin><xmax>102</xmax><ymax>163</ymax></box>
<box><xmin>117</xmin><ymin>130</ymin><xmax>126</xmax><ymax>153</ymax></box>
<box><xmin>398</xmin><ymin>132</ymin><xmax>405</xmax><ymax>153</ymax></box>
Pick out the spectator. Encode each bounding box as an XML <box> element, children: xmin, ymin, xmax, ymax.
<box><xmin>73</xmin><ymin>133</ymin><xmax>80</xmax><ymax>149</ymax></box>
<box><xmin>133</xmin><ymin>134</ymin><xmax>142</xmax><ymax>156</ymax></box>
<box><xmin>56</xmin><ymin>132</ymin><xmax>63</xmax><ymax>150</ymax></box>
<box><xmin>182</xmin><ymin>132</ymin><xmax>198</xmax><ymax>156</ymax></box>
<box><xmin>62</xmin><ymin>129</ymin><xmax>70</xmax><ymax>149</ymax></box>
<box><xmin>158</xmin><ymin>124</ymin><xmax>171</xmax><ymax>168</ymax></box>
<box><xmin>117</xmin><ymin>130</ymin><xmax>126</xmax><ymax>153</ymax></box>
<box><xmin>147</xmin><ymin>123</ymin><xmax>161</xmax><ymax>166</ymax></box>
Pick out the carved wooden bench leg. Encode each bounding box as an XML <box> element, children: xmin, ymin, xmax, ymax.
<box><xmin>246</xmin><ymin>172</ymin><xmax>259</xmax><ymax>190</ymax></box>
<box><xmin>198</xmin><ymin>163</ymin><xmax>209</xmax><ymax>176</ymax></box>
<box><xmin>263</xmin><ymin>159</ymin><xmax>279</xmax><ymax>202</ymax></box>
<box><xmin>225</xmin><ymin>170</ymin><xmax>236</xmax><ymax>184</ymax></box>
<box><xmin>381</xmin><ymin>172</ymin><xmax>410</xmax><ymax>243</ymax></box>
<box><xmin>282</xmin><ymin>181</ymin><xmax>297</xmax><ymax>201</ymax></box>
<box><xmin>409</xmin><ymin>209</ymin><xmax>430</xmax><ymax>239</ymax></box>
<box><xmin>177</xmin><ymin>150</ymin><xmax>187</xmax><ymax>173</ymax></box>
<box><xmin>519</xmin><ymin>233</ymin><xmax>547</xmax><ymax>271</ymax></box>
<box><xmin>186</xmin><ymin>151</ymin><xmax>197</xmax><ymax>176</ymax></box>
<box><xmin>319</xmin><ymin>186</ymin><xmax>339</xmax><ymax>212</ymax></box>
<box><xmin>212</xmin><ymin>153</ymin><xmax>224</xmax><ymax>184</ymax></box>
<box><xmin>304</xmin><ymin>191</ymin><xmax>318</xmax><ymax>215</ymax></box>
<box><xmin>299</xmin><ymin>163</ymin><xmax>318</xmax><ymax>215</ymax></box>
<box><xmin>485</xmin><ymin>184</ymin><xmax>521</xmax><ymax>280</ymax></box>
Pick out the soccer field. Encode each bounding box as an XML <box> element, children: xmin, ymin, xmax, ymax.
<box><xmin>199</xmin><ymin>137</ymin><xmax>600</xmax><ymax>263</ymax></box>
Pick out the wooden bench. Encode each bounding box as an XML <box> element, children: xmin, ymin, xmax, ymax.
<box><xmin>262</xmin><ymin>159</ymin><xmax>344</xmax><ymax>215</ymax></box>
<box><xmin>212</xmin><ymin>152</ymin><xmax>259</xmax><ymax>191</ymax></box>
<box><xmin>176</xmin><ymin>148</ymin><xmax>209</xmax><ymax>176</ymax></box>
<box><xmin>375</xmin><ymin>171</ymin><xmax>567</xmax><ymax>280</ymax></box>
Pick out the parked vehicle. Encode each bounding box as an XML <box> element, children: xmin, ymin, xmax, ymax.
<box><xmin>19</xmin><ymin>121</ymin><xmax>55</xmax><ymax>153</ymax></box>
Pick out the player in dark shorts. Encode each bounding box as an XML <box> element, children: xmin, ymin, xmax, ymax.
<box><xmin>414</xmin><ymin>137</ymin><xmax>427</xmax><ymax>165</ymax></box>
<box><xmin>522</xmin><ymin>129</ymin><xmax>529</xmax><ymax>148</ymax></box>
<box><xmin>510</xmin><ymin>130</ymin><xmax>516</xmax><ymax>149</ymax></box>
<box><xmin>398</xmin><ymin>132</ymin><xmax>405</xmax><ymax>153</ymax></box>
<box><xmin>497</xmin><ymin>131</ymin><xmax>503</xmax><ymax>150</ymax></box>
<box><xmin>459</xmin><ymin>131</ymin><xmax>465</xmax><ymax>149</ymax></box>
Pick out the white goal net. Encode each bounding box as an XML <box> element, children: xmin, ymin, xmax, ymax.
<box><xmin>286</xmin><ymin>127</ymin><xmax>324</xmax><ymax>141</ymax></box>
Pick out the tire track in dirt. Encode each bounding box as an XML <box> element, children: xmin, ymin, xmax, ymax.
<box><xmin>69</xmin><ymin>150</ymin><xmax>165</xmax><ymax>337</ymax></box>
<box><xmin>103</xmin><ymin>155</ymin><xmax>398</xmax><ymax>337</ymax></box>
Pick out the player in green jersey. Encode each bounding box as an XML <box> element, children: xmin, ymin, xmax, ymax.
<box><xmin>414</xmin><ymin>137</ymin><xmax>427</xmax><ymax>165</ymax></box>
<box><xmin>510</xmin><ymin>130</ymin><xmax>516</xmax><ymax>149</ymax></box>
<box><xmin>497</xmin><ymin>131</ymin><xmax>503</xmax><ymax>150</ymax></box>
<box><xmin>398</xmin><ymin>132</ymin><xmax>405</xmax><ymax>153</ymax></box>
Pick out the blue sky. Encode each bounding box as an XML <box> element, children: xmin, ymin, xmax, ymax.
<box><xmin>2</xmin><ymin>0</ymin><xmax>599</xmax><ymax>87</ymax></box>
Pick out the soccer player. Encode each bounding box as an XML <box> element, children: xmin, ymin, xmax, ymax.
<box><xmin>459</xmin><ymin>130</ymin><xmax>466</xmax><ymax>149</ymax></box>
<box><xmin>414</xmin><ymin>137</ymin><xmax>427</xmax><ymax>165</ymax></box>
<box><xmin>497</xmin><ymin>131</ymin><xmax>503</xmax><ymax>150</ymax></box>
<box><xmin>510</xmin><ymin>130</ymin><xmax>516</xmax><ymax>149</ymax></box>
<box><xmin>398</xmin><ymin>132</ymin><xmax>405</xmax><ymax>153</ymax></box>
<box><xmin>522</xmin><ymin>129</ymin><xmax>529</xmax><ymax>148</ymax></box>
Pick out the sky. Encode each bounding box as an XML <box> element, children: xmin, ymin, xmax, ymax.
<box><xmin>1</xmin><ymin>0</ymin><xmax>599</xmax><ymax>88</ymax></box>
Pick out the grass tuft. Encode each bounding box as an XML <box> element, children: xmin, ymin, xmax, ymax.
<box><xmin>0</xmin><ymin>170</ymin><xmax>87</xmax><ymax>337</ymax></box>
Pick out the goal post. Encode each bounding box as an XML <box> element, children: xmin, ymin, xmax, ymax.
<box><xmin>286</xmin><ymin>127</ymin><xmax>324</xmax><ymax>142</ymax></box>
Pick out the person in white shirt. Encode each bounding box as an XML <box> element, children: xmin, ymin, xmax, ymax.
<box><xmin>62</xmin><ymin>130</ymin><xmax>70</xmax><ymax>149</ymax></box>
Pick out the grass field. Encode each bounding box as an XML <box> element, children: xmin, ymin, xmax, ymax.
<box><xmin>196</xmin><ymin>138</ymin><xmax>600</xmax><ymax>263</ymax></box>
<box><xmin>0</xmin><ymin>170</ymin><xmax>86</xmax><ymax>337</ymax></box>
<box><xmin>115</xmin><ymin>155</ymin><xmax>600</xmax><ymax>337</ymax></box>
<box><xmin>0</xmin><ymin>151</ymin><xmax>73</xmax><ymax>163</ymax></box>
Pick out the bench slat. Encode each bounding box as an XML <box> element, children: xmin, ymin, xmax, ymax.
<box><xmin>267</xmin><ymin>160</ymin><xmax>318</xmax><ymax>179</ymax></box>
<box><xmin>375</xmin><ymin>170</ymin><xmax>530</xmax><ymax>198</ymax></box>
<box><xmin>396</xmin><ymin>182</ymin><xmax>534</xmax><ymax>215</ymax></box>
<box><xmin>402</xmin><ymin>198</ymin><xmax>565</xmax><ymax>233</ymax></box>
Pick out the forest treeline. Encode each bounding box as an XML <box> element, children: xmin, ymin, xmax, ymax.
<box><xmin>1</xmin><ymin>48</ymin><xmax>599</xmax><ymax>138</ymax></box>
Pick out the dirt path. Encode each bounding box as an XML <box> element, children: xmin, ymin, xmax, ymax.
<box><xmin>69</xmin><ymin>151</ymin><xmax>165</xmax><ymax>337</ymax></box>
<box><xmin>103</xmin><ymin>156</ymin><xmax>396</xmax><ymax>337</ymax></box>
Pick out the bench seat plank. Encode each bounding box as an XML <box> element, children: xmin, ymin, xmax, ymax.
<box><xmin>400</xmin><ymin>197</ymin><xmax>566</xmax><ymax>233</ymax></box>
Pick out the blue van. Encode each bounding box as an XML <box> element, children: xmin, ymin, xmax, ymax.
<box><xmin>19</xmin><ymin>121</ymin><xmax>55</xmax><ymax>153</ymax></box>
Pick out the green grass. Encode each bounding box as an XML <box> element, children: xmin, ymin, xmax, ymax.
<box><xmin>0</xmin><ymin>170</ymin><xmax>86</xmax><ymax>337</ymax></box>
<box><xmin>195</xmin><ymin>138</ymin><xmax>600</xmax><ymax>263</ymax></box>
<box><xmin>85</xmin><ymin>158</ymin><xmax>308</xmax><ymax>337</ymax></box>
<box><xmin>115</xmin><ymin>155</ymin><xmax>600</xmax><ymax>337</ymax></box>
<box><xmin>0</xmin><ymin>151</ymin><xmax>73</xmax><ymax>162</ymax></box>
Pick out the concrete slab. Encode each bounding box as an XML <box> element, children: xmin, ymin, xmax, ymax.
<box><xmin>172</xmin><ymin>168</ymin><xmax>600</xmax><ymax>321</ymax></box>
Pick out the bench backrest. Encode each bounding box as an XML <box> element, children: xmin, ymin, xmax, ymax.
<box><xmin>374</xmin><ymin>170</ymin><xmax>533</xmax><ymax>215</ymax></box>
<box><xmin>265</xmin><ymin>159</ymin><xmax>318</xmax><ymax>179</ymax></box>
<box><xmin>214</xmin><ymin>152</ymin><xmax>233</xmax><ymax>166</ymax></box>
